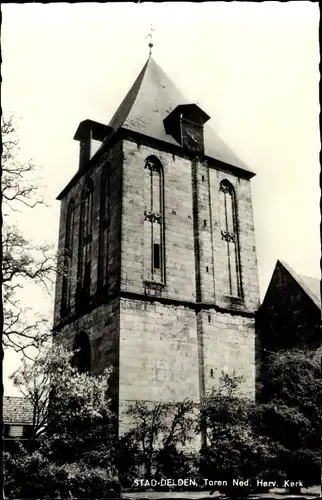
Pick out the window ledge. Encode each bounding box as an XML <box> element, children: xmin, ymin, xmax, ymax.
<box><xmin>224</xmin><ymin>294</ymin><xmax>244</xmax><ymax>304</ymax></box>
<box><xmin>143</xmin><ymin>280</ymin><xmax>166</xmax><ymax>289</ymax></box>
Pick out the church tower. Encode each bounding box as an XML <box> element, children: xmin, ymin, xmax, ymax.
<box><xmin>53</xmin><ymin>55</ymin><xmax>260</xmax><ymax>433</ymax></box>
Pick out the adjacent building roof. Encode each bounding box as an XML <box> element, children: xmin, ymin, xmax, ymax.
<box><xmin>105</xmin><ymin>56</ymin><xmax>253</xmax><ymax>174</ymax></box>
<box><xmin>279</xmin><ymin>260</ymin><xmax>321</xmax><ymax>309</ymax></box>
<box><xmin>3</xmin><ymin>396</ymin><xmax>33</xmax><ymax>425</ymax></box>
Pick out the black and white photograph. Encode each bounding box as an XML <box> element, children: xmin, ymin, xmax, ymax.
<box><xmin>1</xmin><ymin>2</ymin><xmax>320</xmax><ymax>499</ymax></box>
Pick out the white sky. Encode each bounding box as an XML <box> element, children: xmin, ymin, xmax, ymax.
<box><xmin>2</xmin><ymin>2</ymin><xmax>320</xmax><ymax>395</ymax></box>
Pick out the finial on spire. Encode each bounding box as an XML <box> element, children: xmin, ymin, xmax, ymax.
<box><xmin>146</xmin><ymin>25</ymin><xmax>155</xmax><ymax>57</ymax></box>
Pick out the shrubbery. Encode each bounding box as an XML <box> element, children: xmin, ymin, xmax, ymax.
<box><xmin>117</xmin><ymin>399</ymin><xmax>197</xmax><ymax>489</ymax></box>
<box><xmin>198</xmin><ymin>374</ymin><xmax>276</xmax><ymax>496</ymax></box>
<box><xmin>4</xmin><ymin>343</ymin><xmax>119</xmax><ymax>499</ymax></box>
<box><xmin>4</xmin><ymin>448</ymin><xmax>120</xmax><ymax>499</ymax></box>
<box><xmin>254</xmin><ymin>349</ymin><xmax>321</xmax><ymax>489</ymax></box>
<box><xmin>4</xmin><ymin>346</ymin><xmax>320</xmax><ymax>497</ymax></box>
<box><xmin>198</xmin><ymin>350</ymin><xmax>320</xmax><ymax>495</ymax></box>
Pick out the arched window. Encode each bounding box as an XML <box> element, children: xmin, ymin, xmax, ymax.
<box><xmin>144</xmin><ymin>156</ymin><xmax>165</xmax><ymax>283</ymax></box>
<box><xmin>98</xmin><ymin>165</ymin><xmax>110</xmax><ymax>289</ymax></box>
<box><xmin>219</xmin><ymin>180</ymin><xmax>242</xmax><ymax>297</ymax></box>
<box><xmin>61</xmin><ymin>199</ymin><xmax>75</xmax><ymax>313</ymax></box>
<box><xmin>77</xmin><ymin>178</ymin><xmax>93</xmax><ymax>300</ymax></box>
<box><xmin>72</xmin><ymin>330</ymin><xmax>91</xmax><ymax>373</ymax></box>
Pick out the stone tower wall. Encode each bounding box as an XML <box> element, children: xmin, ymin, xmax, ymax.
<box><xmin>53</xmin><ymin>139</ymin><xmax>123</xmax><ymax>328</ymax></box>
<box><xmin>121</xmin><ymin>139</ymin><xmax>196</xmax><ymax>302</ymax></box>
<box><xmin>117</xmin><ymin>137</ymin><xmax>259</xmax><ymax>433</ymax></box>
<box><xmin>202</xmin><ymin>310</ymin><xmax>256</xmax><ymax>397</ymax></box>
<box><xmin>53</xmin><ymin>133</ymin><xmax>260</xmax><ymax>436</ymax></box>
<box><xmin>53</xmin><ymin>140</ymin><xmax>123</xmax><ymax>401</ymax></box>
<box><xmin>55</xmin><ymin>299</ymin><xmax>120</xmax><ymax>398</ymax></box>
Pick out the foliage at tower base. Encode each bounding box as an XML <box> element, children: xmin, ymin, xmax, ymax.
<box><xmin>4</xmin><ymin>343</ymin><xmax>120</xmax><ymax>499</ymax></box>
<box><xmin>198</xmin><ymin>350</ymin><xmax>320</xmax><ymax>496</ymax></box>
<box><xmin>254</xmin><ymin>348</ymin><xmax>321</xmax><ymax>490</ymax></box>
<box><xmin>116</xmin><ymin>399</ymin><xmax>198</xmax><ymax>489</ymax></box>
<box><xmin>4</xmin><ymin>345</ymin><xmax>319</xmax><ymax>497</ymax></box>
<box><xmin>198</xmin><ymin>373</ymin><xmax>276</xmax><ymax>497</ymax></box>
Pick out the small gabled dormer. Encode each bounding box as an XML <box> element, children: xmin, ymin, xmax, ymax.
<box><xmin>163</xmin><ymin>103</ymin><xmax>210</xmax><ymax>155</ymax></box>
<box><xmin>74</xmin><ymin>119</ymin><xmax>112</xmax><ymax>172</ymax></box>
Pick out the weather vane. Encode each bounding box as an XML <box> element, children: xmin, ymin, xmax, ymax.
<box><xmin>146</xmin><ymin>25</ymin><xmax>155</xmax><ymax>56</ymax></box>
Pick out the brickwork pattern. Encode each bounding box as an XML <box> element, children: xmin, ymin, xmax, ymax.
<box><xmin>54</xmin><ymin>134</ymin><xmax>260</xmax><ymax>436</ymax></box>
<box><xmin>56</xmin><ymin>298</ymin><xmax>120</xmax><ymax>397</ymax></box>
<box><xmin>203</xmin><ymin>310</ymin><xmax>256</xmax><ymax>397</ymax></box>
<box><xmin>118</xmin><ymin>300</ymin><xmax>255</xmax><ymax>433</ymax></box>
<box><xmin>209</xmin><ymin>169</ymin><xmax>260</xmax><ymax>313</ymax></box>
<box><xmin>53</xmin><ymin>140</ymin><xmax>123</xmax><ymax>328</ymax></box>
<box><xmin>119</xmin><ymin>298</ymin><xmax>199</xmax><ymax>404</ymax></box>
<box><xmin>121</xmin><ymin>140</ymin><xmax>260</xmax><ymax>312</ymax></box>
<box><xmin>118</xmin><ymin>303</ymin><xmax>256</xmax><ymax>402</ymax></box>
<box><xmin>121</xmin><ymin>140</ymin><xmax>196</xmax><ymax>302</ymax></box>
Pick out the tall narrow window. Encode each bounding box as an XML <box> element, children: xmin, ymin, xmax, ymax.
<box><xmin>144</xmin><ymin>156</ymin><xmax>165</xmax><ymax>283</ymax></box>
<box><xmin>98</xmin><ymin>165</ymin><xmax>110</xmax><ymax>289</ymax></box>
<box><xmin>77</xmin><ymin>178</ymin><xmax>93</xmax><ymax>301</ymax></box>
<box><xmin>61</xmin><ymin>199</ymin><xmax>75</xmax><ymax>314</ymax></box>
<box><xmin>72</xmin><ymin>331</ymin><xmax>91</xmax><ymax>373</ymax></box>
<box><xmin>153</xmin><ymin>243</ymin><xmax>160</xmax><ymax>269</ymax></box>
<box><xmin>219</xmin><ymin>180</ymin><xmax>242</xmax><ymax>297</ymax></box>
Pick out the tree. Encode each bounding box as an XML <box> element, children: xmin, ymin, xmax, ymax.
<box><xmin>117</xmin><ymin>399</ymin><xmax>197</xmax><ymax>488</ymax></box>
<box><xmin>2</xmin><ymin>116</ymin><xmax>55</xmax><ymax>355</ymax></box>
<box><xmin>259</xmin><ymin>349</ymin><xmax>320</xmax><ymax>417</ymax></box>
<box><xmin>4</xmin><ymin>341</ymin><xmax>119</xmax><ymax>498</ymax></box>
<box><xmin>254</xmin><ymin>349</ymin><xmax>321</xmax><ymax>490</ymax></box>
<box><xmin>198</xmin><ymin>373</ymin><xmax>276</xmax><ymax>496</ymax></box>
<box><xmin>1</xmin><ymin>107</ymin><xmax>5</xmax><ymax>500</ymax></box>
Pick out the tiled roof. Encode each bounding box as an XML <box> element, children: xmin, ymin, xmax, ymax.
<box><xmin>105</xmin><ymin>56</ymin><xmax>253</xmax><ymax>175</ymax></box>
<box><xmin>3</xmin><ymin>396</ymin><xmax>33</xmax><ymax>425</ymax></box>
<box><xmin>279</xmin><ymin>261</ymin><xmax>321</xmax><ymax>310</ymax></box>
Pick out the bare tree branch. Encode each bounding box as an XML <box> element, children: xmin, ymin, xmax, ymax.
<box><xmin>1</xmin><ymin>116</ymin><xmax>56</xmax><ymax>353</ymax></box>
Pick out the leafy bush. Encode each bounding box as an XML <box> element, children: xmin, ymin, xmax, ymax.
<box><xmin>4</xmin><ymin>447</ymin><xmax>120</xmax><ymax>499</ymax></box>
<box><xmin>5</xmin><ymin>343</ymin><xmax>119</xmax><ymax>498</ymax></box>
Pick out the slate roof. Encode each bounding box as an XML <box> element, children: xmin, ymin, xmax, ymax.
<box><xmin>105</xmin><ymin>56</ymin><xmax>253</xmax><ymax>174</ymax></box>
<box><xmin>279</xmin><ymin>260</ymin><xmax>321</xmax><ymax>310</ymax></box>
<box><xmin>3</xmin><ymin>396</ymin><xmax>33</xmax><ymax>425</ymax></box>
<box><xmin>57</xmin><ymin>55</ymin><xmax>255</xmax><ymax>201</ymax></box>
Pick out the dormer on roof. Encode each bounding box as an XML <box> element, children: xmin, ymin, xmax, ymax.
<box><xmin>105</xmin><ymin>57</ymin><xmax>253</xmax><ymax>174</ymax></box>
<box><xmin>74</xmin><ymin>119</ymin><xmax>112</xmax><ymax>172</ymax></box>
<box><xmin>57</xmin><ymin>56</ymin><xmax>255</xmax><ymax>202</ymax></box>
<box><xmin>163</xmin><ymin>103</ymin><xmax>210</xmax><ymax>155</ymax></box>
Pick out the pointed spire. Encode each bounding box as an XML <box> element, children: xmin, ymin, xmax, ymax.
<box><xmin>107</xmin><ymin>56</ymin><xmax>254</xmax><ymax>175</ymax></box>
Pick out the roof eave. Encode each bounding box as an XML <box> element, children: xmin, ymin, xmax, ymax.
<box><xmin>56</xmin><ymin>128</ymin><xmax>122</xmax><ymax>200</ymax></box>
<box><xmin>56</xmin><ymin>126</ymin><xmax>255</xmax><ymax>201</ymax></box>
<box><xmin>121</xmin><ymin>127</ymin><xmax>256</xmax><ymax>179</ymax></box>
